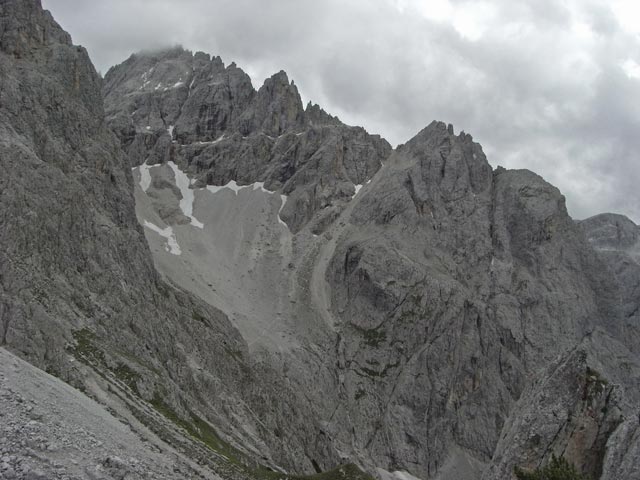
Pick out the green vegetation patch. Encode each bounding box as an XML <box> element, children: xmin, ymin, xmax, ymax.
<box><xmin>150</xmin><ymin>392</ymin><xmax>241</xmax><ymax>463</ymax></box>
<box><xmin>112</xmin><ymin>362</ymin><xmax>141</xmax><ymax>394</ymax></box>
<box><xmin>192</xmin><ymin>310</ymin><xmax>211</xmax><ymax>326</ymax></box>
<box><xmin>68</xmin><ymin>328</ymin><xmax>105</xmax><ymax>364</ymax></box>
<box><xmin>515</xmin><ymin>455</ymin><xmax>586</xmax><ymax>480</ymax></box>
<box><xmin>150</xmin><ymin>392</ymin><xmax>374</xmax><ymax>480</ymax></box>
<box><xmin>350</xmin><ymin>324</ymin><xmax>387</xmax><ymax>348</ymax></box>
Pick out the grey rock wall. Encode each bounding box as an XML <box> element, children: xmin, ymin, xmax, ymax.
<box><xmin>1</xmin><ymin>2</ymin><xmax>639</xmax><ymax>479</ymax></box>
<box><xmin>103</xmin><ymin>47</ymin><xmax>392</xmax><ymax>233</ymax></box>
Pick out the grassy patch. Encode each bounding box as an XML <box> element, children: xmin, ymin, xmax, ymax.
<box><xmin>150</xmin><ymin>392</ymin><xmax>375</xmax><ymax>480</ymax></box>
<box><xmin>150</xmin><ymin>392</ymin><xmax>241</xmax><ymax>464</ymax></box>
<box><xmin>515</xmin><ymin>455</ymin><xmax>586</xmax><ymax>480</ymax></box>
<box><xmin>112</xmin><ymin>362</ymin><xmax>141</xmax><ymax>395</ymax></box>
<box><xmin>351</xmin><ymin>324</ymin><xmax>387</xmax><ymax>348</ymax></box>
<box><xmin>68</xmin><ymin>328</ymin><xmax>105</xmax><ymax>364</ymax></box>
<box><xmin>191</xmin><ymin>310</ymin><xmax>210</xmax><ymax>326</ymax></box>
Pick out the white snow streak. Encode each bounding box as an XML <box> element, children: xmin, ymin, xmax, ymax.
<box><xmin>188</xmin><ymin>72</ymin><xmax>197</xmax><ymax>97</ymax></box>
<box><xmin>196</xmin><ymin>135</ymin><xmax>225</xmax><ymax>145</ymax></box>
<box><xmin>252</xmin><ymin>182</ymin><xmax>275</xmax><ymax>194</ymax></box>
<box><xmin>143</xmin><ymin>221</ymin><xmax>181</xmax><ymax>255</ymax></box>
<box><xmin>139</xmin><ymin>67</ymin><xmax>154</xmax><ymax>90</ymax></box>
<box><xmin>353</xmin><ymin>184</ymin><xmax>363</xmax><ymax>198</ymax></box>
<box><xmin>278</xmin><ymin>195</ymin><xmax>288</xmax><ymax>227</ymax></box>
<box><xmin>167</xmin><ymin>161</ymin><xmax>204</xmax><ymax>229</ymax></box>
<box><xmin>206</xmin><ymin>180</ymin><xmax>249</xmax><ymax>195</ymax></box>
<box><xmin>167</xmin><ymin>125</ymin><xmax>174</xmax><ymax>138</ymax></box>
<box><xmin>206</xmin><ymin>180</ymin><xmax>275</xmax><ymax>195</ymax></box>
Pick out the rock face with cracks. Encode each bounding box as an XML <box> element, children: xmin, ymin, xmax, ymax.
<box><xmin>1</xmin><ymin>2</ymin><xmax>639</xmax><ymax>480</ymax></box>
<box><xmin>103</xmin><ymin>47</ymin><xmax>391</xmax><ymax>234</ymax></box>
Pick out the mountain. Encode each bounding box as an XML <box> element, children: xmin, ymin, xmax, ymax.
<box><xmin>102</xmin><ymin>46</ymin><xmax>391</xmax><ymax>234</ymax></box>
<box><xmin>1</xmin><ymin>2</ymin><xmax>639</xmax><ymax>480</ymax></box>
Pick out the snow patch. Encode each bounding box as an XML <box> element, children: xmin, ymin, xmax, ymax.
<box><xmin>196</xmin><ymin>135</ymin><xmax>225</xmax><ymax>145</ymax></box>
<box><xmin>206</xmin><ymin>180</ymin><xmax>249</xmax><ymax>196</ymax></box>
<box><xmin>143</xmin><ymin>221</ymin><xmax>181</xmax><ymax>255</ymax></box>
<box><xmin>278</xmin><ymin>195</ymin><xmax>288</xmax><ymax>227</ymax></box>
<box><xmin>139</xmin><ymin>68</ymin><xmax>154</xmax><ymax>89</ymax></box>
<box><xmin>173</xmin><ymin>81</ymin><xmax>185</xmax><ymax>88</ymax></box>
<box><xmin>206</xmin><ymin>180</ymin><xmax>276</xmax><ymax>195</ymax></box>
<box><xmin>353</xmin><ymin>184</ymin><xmax>363</xmax><ymax>198</ymax></box>
<box><xmin>252</xmin><ymin>182</ymin><xmax>275</xmax><ymax>194</ymax></box>
<box><xmin>167</xmin><ymin>161</ymin><xmax>204</xmax><ymax>229</ymax></box>
<box><xmin>167</xmin><ymin>125</ymin><xmax>174</xmax><ymax>138</ymax></box>
<box><xmin>141</xmin><ymin>67</ymin><xmax>154</xmax><ymax>79</ymax></box>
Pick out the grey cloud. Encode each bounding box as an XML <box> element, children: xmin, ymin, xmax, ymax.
<box><xmin>42</xmin><ymin>0</ymin><xmax>640</xmax><ymax>222</ymax></box>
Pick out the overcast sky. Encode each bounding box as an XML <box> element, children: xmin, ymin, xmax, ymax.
<box><xmin>43</xmin><ymin>0</ymin><xmax>640</xmax><ymax>222</ymax></box>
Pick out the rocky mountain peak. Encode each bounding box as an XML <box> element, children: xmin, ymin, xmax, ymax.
<box><xmin>249</xmin><ymin>69</ymin><xmax>305</xmax><ymax>135</ymax></box>
<box><xmin>304</xmin><ymin>101</ymin><xmax>342</xmax><ymax>126</ymax></box>
<box><xmin>103</xmin><ymin>47</ymin><xmax>392</xmax><ymax>231</ymax></box>
<box><xmin>0</xmin><ymin>0</ymin><xmax>71</xmax><ymax>57</ymax></box>
<box><xmin>580</xmin><ymin>212</ymin><xmax>639</xmax><ymax>251</ymax></box>
<box><xmin>397</xmin><ymin>119</ymin><xmax>493</xmax><ymax>199</ymax></box>
<box><xmin>400</xmin><ymin>120</ymin><xmax>480</xmax><ymax>156</ymax></box>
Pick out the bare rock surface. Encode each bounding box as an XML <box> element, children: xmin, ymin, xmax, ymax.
<box><xmin>0</xmin><ymin>1</ymin><xmax>328</xmax><ymax>477</ymax></box>
<box><xmin>1</xmin><ymin>2</ymin><xmax>639</xmax><ymax>480</ymax></box>
<box><xmin>103</xmin><ymin>46</ymin><xmax>391</xmax><ymax>233</ymax></box>
<box><xmin>0</xmin><ymin>347</ymin><xmax>219</xmax><ymax>480</ymax></box>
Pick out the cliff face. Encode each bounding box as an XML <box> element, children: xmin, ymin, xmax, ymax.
<box><xmin>2</xmin><ymin>2</ymin><xmax>639</xmax><ymax>480</ymax></box>
<box><xmin>0</xmin><ymin>1</ymin><xmax>294</xmax><ymax>476</ymax></box>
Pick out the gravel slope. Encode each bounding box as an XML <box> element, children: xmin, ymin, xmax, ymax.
<box><xmin>0</xmin><ymin>347</ymin><xmax>220</xmax><ymax>480</ymax></box>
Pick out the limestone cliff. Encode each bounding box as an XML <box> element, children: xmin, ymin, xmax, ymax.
<box><xmin>1</xmin><ymin>2</ymin><xmax>639</xmax><ymax>480</ymax></box>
